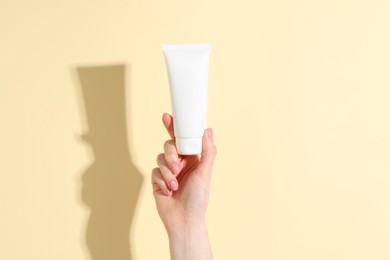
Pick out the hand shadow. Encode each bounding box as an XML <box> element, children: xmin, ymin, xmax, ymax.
<box><xmin>73</xmin><ymin>64</ymin><xmax>143</xmax><ymax>260</ymax></box>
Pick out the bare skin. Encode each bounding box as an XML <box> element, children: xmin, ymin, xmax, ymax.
<box><xmin>152</xmin><ymin>113</ymin><xmax>217</xmax><ymax>260</ymax></box>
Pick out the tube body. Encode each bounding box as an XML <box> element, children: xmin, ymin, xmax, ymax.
<box><xmin>162</xmin><ymin>43</ymin><xmax>211</xmax><ymax>155</ymax></box>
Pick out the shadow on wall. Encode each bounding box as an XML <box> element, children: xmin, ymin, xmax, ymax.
<box><xmin>73</xmin><ymin>64</ymin><xmax>143</xmax><ymax>260</ymax></box>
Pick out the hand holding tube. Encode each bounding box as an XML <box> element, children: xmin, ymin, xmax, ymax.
<box><xmin>162</xmin><ymin>43</ymin><xmax>211</xmax><ymax>155</ymax></box>
<box><xmin>151</xmin><ymin>113</ymin><xmax>216</xmax><ymax>260</ymax></box>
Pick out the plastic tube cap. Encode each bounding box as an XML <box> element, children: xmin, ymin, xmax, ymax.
<box><xmin>176</xmin><ymin>137</ymin><xmax>202</xmax><ymax>155</ymax></box>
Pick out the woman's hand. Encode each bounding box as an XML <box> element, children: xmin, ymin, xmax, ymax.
<box><xmin>151</xmin><ymin>113</ymin><xmax>216</xmax><ymax>260</ymax></box>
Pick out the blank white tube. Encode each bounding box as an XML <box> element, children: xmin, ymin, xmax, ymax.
<box><xmin>162</xmin><ymin>43</ymin><xmax>211</xmax><ymax>155</ymax></box>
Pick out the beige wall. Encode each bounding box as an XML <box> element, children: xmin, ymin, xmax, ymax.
<box><xmin>1</xmin><ymin>1</ymin><xmax>390</xmax><ymax>259</ymax></box>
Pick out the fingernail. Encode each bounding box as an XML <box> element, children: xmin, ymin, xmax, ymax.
<box><xmin>207</xmin><ymin>128</ymin><xmax>213</xmax><ymax>139</ymax></box>
<box><xmin>170</xmin><ymin>180</ymin><xmax>178</xmax><ymax>191</ymax></box>
<box><xmin>172</xmin><ymin>163</ymin><xmax>180</xmax><ymax>175</ymax></box>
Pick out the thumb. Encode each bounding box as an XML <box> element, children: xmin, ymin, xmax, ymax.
<box><xmin>197</xmin><ymin>128</ymin><xmax>217</xmax><ymax>175</ymax></box>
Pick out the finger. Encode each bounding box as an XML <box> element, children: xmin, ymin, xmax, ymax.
<box><xmin>157</xmin><ymin>153</ymin><xmax>179</xmax><ymax>191</ymax></box>
<box><xmin>162</xmin><ymin>113</ymin><xmax>175</xmax><ymax>140</ymax></box>
<box><xmin>197</xmin><ymin>128</ymin><xmax>217</xmax><ymax>176</ymax></box>
<box><xmin>163</xmin><ymin>139</ymin><xmax>181</xmax><ymax>175</ymax></box>
<box><xmin>151</xmin><ymin>167</ymin><xmax>172</xmax><ymax>196</ymax></box>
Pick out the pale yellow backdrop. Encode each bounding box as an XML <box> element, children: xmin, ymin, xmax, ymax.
<box><xmin>1</xmin><ymin>0</ymin><xmax>389</xmax><ymax>259</ymax></box>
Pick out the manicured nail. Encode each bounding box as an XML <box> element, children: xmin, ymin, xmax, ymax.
<box><xmin>170</xmin><ymin>180</ymin><xmax>178</xmax><ymax>191</ymax></box>
<box><xmin>207</xmin><ymin>128</ymin><xmax>213</xmax><ymax>139</ymax></box>
<box><xmin>172</xmin><ymin>163</ymin><xmax>180</xmax><ymax>175</ymax></box>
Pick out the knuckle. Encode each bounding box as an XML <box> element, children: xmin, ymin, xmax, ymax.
<box><xmin>151</xmin><ymin>168</ymin><xmax>159</xmax><ymax>182</ymax></box>
<box><xmin>163</xmin><ymin>140</ymin><xmax>170</xmax><ymax>147</ymax></box>
<box><xmin>156</xmin><ymin>153</ymin><xmax>164</xmax><ymax>164</ymax></box>
<box><xmin>163</xmin><ymin>139</ymin><xmax>174</xmax><ymax>150</ymax></box>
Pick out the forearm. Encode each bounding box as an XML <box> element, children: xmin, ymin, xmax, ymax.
<box><xmin>168</xmin><ymin>220</ymin><xmax>213</xmax><ymax>260</ymax></box>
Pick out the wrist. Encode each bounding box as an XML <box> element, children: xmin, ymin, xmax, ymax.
<box><xmin>167</xmin><ymin>218</ymin><xmax>213</xmax><ymax>260</ymax></box>
<box><xmin>167</xmin><ymin>218</ymin><xmax>206</xmax><ymax>240</ymax></box>
<box><xmin>166</xmin><ymin>216</ymin><xmax>206</xmax><ymax>238</ymax></box>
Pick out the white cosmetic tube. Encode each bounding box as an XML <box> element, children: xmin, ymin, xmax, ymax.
<box><xmin>162</xmin><ymin>43</ymin><xmax>211</xmax><ymax>155</ymax></box>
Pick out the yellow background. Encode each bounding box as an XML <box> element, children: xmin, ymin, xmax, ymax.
<box><xmin>1</xmin><ymin>0</ymin><xmax>389</xmax><ymax>259</ymax></box>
